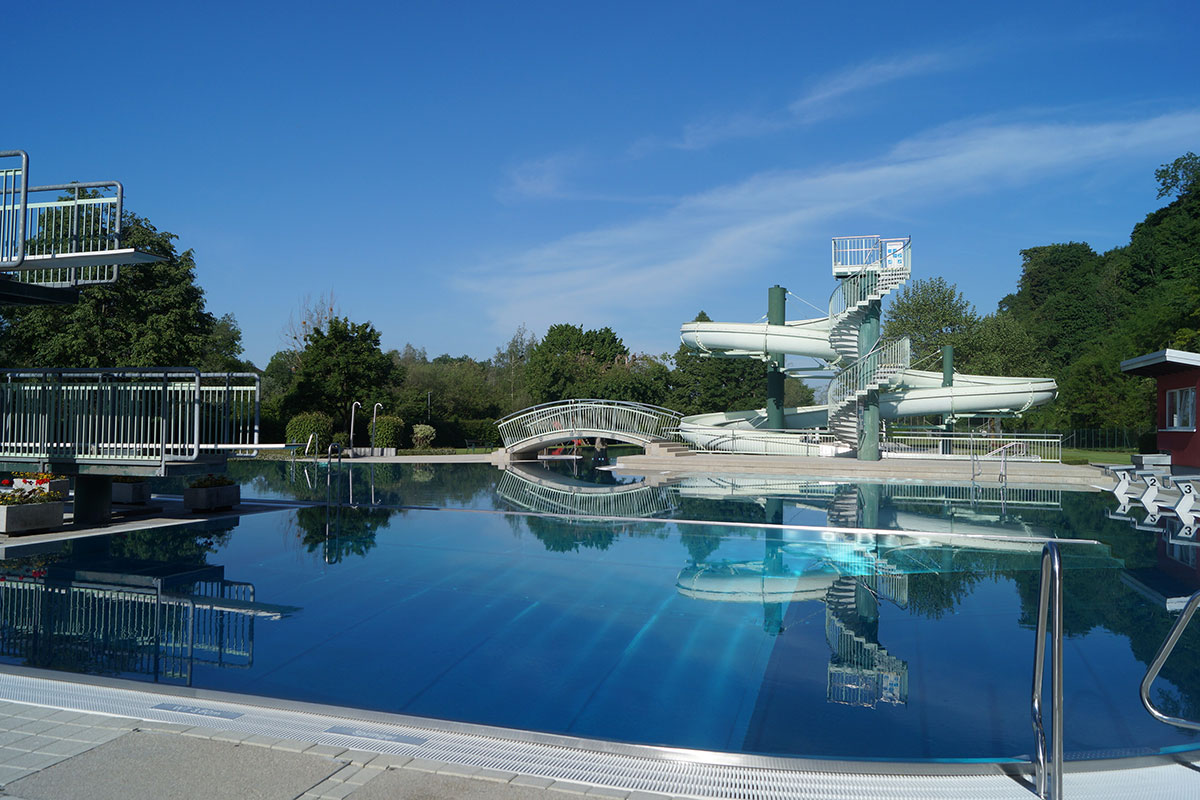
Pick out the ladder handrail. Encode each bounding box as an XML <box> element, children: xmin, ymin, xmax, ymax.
<box><xmin>1032</xmin><ymin>541</ymin><xmax>1064</xmax><ymax>800</ymax></box>
<box><xmin>1140</xmin><ymin>589</ymin><xmax>1200</xmax><ymax>731</ymax></box>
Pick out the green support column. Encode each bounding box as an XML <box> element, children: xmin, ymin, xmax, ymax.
<box><xmin>766</xmin><ymin>285</ymin><xmax>786</xmax><ymax>431</ymax></box>
<box><xmin>941</xmin><ymin>345</ymin><xmax>954</xmax><ymax>454</ymax></box>
<box><xmin>858</xmin><ymin>302</ymin><xmax>881</xmax><ymax>461</ymax></box>
<box><xmin>763</xmin><ymin>498</ymin><xmax>784</xmax><ymax>635</ymax></box>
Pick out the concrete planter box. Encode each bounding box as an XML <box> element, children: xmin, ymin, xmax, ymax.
<box><xmin>0</xmin><ymin>501</ymin><xmax>65</xmax><ymax>534</ymax></box>
<box><xmin>14</xmin><ymin>478</ymin><xmax>69</xmax><ymax>496</ymax></box>
<box><xmin>112</xmin><ymin>481</ymin><xmax>151</xmax><ymax>505</ymax></box>
<box><xmin>183</xmin><ymin>484</ymin><xmax>240</xmax><ymax>513</ymax></box>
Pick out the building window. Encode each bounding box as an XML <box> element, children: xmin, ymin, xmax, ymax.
<box><xmin>1164</xmin><ymin>387</ymin><xmax>1196</xmax><ymax>431</ymax></box>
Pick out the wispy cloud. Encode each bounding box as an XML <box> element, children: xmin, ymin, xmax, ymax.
<box><xmin>499</xmin><ymin>152</ymin><xmax>580</xmax><ymax>201</ymax></box>
<box><xmin>789</xmin><ymin>52</ymin><xmax>953</xmax><ymax>117</ymax></box>
<box><xmin>633</xmin><ymin>50</ymin><xmax>965</xmax><ymax>155</ymax></box>
<box><xmin>460</xmin><ymin>111</ymin><xmax>1200</xmax><ymax>344</ymax></box>
<box><xmin>499</xmin><ymin>151</ymin><xmax>675</xmax><ymax>206</ymax></box>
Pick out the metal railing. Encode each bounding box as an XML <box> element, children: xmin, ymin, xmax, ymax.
<box><xmin>11</xmin><ymin>182</ymin><xmax>125</xmax><ymax>286</ymax></box>
<box><xmin>1140</xmin><ymin>589</ymin><xmax>1200</xmax><ymax>731</ymax></box>
<box><xmin>883</xmin><ymin>431</ymin><xmax>1062</xmax><ymax>463</ymax></box>
<box><xmin>1032</xmin><ymin>541</ymin><xmax>1064</xmax><ymax>800</ymax></box>
<box><xmin>0</xmin><ymin>369</ymin><xmax>259</xmax><ymax>466</ymax></box>
<box><xmin>0</xmin><ymin>151</ymin><xmax>30</xmax><ymax>269</ymax></box>
<box><xmin>0</xmin><ymin>148</ymin><xmax>129</xmax><ymax>286</ymax></box>
<box><xmin>828</xmin><ymin>238</ymin><xmax>911</xmax><ymax>322</ymax></box>
<box><xmin>496</xmin><ymin>468</ymin><xmax>678</xmax><ymax>519</ymax></box>
<box><xmin>828</xmin><ymin>337</ymin><xmax>911</xmax><ymax>412</ymax></box>
<box><xmin>496</xmin><ymin>399</ymin><xmax>683</xmax><ymax>452</ymax></box>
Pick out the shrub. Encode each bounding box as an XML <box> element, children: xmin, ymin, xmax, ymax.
<box><xmin>286</xmin><ymin>412</ymin><xmax>334</xmax><ymax>450</ymax></box>
<box><xmin>189</xmin><ymin>474</ymin><xmax>236</xmax><ymax>489</ymax></box>
<box><xmin>457</xmin><ymin>418</ymin><xmax>502</xmax><ymax>447</ymax></box>
<box><xmin>331</xmin><ymin>431</ymin><xmax>350</xmax><ymax>450</ymax></box>
<box><xmin>370</xmin><ymin>415</ymin><xmax>406</xmax><ymax>449</ymax></box>
<box><xmin>411</xmin><ymin>424</ymin><xmax>436</xmax><ymax>449</ymax></box>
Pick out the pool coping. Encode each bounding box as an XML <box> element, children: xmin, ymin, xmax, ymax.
<box><xmin>1</xmin><ymin>664</ymin><xmax>1195</xmax><ymax>780</ymax></box>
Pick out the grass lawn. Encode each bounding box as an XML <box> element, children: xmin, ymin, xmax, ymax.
<box><xmin>1061</xmin><ymin>448</ymin><xmax>1134</xmax><ymax>466</ymax></box>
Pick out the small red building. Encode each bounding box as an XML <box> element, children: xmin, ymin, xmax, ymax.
<box><xmin>1121</xmin><ymin>348</ymin><xmax>1200</xmax><ymax>468</ymax></box>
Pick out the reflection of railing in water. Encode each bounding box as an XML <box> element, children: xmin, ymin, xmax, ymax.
<box><xmin>496</xmin><ymin>468</ymin><xmax>677</xmax><ymax>520</ymax></box>
<box><xmin>0</xmin><ymin>576</ymin><xmax>281</xmax><ymax>684</ymax></box>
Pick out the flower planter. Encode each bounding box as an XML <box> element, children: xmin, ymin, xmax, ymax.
<box><xmin>14</xmin><ymin>478</ymin><xmax>70</xmax><ymax>496</ymax></box>
<box><xmin>112</xmin><ymin>481</ymin><xmax>151</xmax><ymax>505</ymax></box>
<box><xmin>0</xmin><ymin>501</ymin><xmax>65</xmax><ymax>534</ymax></box>
<box><xmin>183</xmin><ymin>485</ymin><xmax>240</xmax><ymax>513</ymax></box>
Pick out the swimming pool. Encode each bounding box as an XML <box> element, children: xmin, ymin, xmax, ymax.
<box><xmin>1</xmin><ymin>461</ymin><xmax>1198</xmax><ymax>763</ymax></box>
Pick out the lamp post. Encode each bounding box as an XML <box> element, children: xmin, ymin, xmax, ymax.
<box><xmin>371</xmin><ymin>402</ymin><xmax>383</xmax><ymax>456</ymax></box>
<box><xmin>350</xmin><ymin>401</ymin><xmax>361</xmax><ymax>455</ymax></box>
<box><xmin>426</xmin><ymin>391</ymin><xmax>431</xmax><ymax>423</ymax></box>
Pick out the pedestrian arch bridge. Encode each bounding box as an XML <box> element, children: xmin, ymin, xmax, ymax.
<box><xmin>496</xmin><ymin>399</ymin><xmax>683</xmax><ymax>454</ymax></box>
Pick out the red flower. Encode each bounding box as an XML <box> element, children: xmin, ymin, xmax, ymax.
<box><xmin>0</xmin><ymin>479</ymin><xmax>10</xmax><ymax>486</ymax></box>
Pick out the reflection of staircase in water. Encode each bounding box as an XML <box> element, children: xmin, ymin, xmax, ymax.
<box><xmin>0</xmin><ymin>563</ymin><xmax>296</xmax><ymax>684</ymax></box>
<box><xmin>824</xmin><ymin>575</ymin><xmax>908</xmax><ymax>707</ymax></box>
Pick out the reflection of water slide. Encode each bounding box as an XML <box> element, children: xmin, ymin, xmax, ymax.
<box><xmin>678</xmin><ymin>236</ymin><xmax>1057</xmax><ymax>455</ymax></box>
<box><xmin>675</xmin><ymin>474</ymin><xmax>1061</xmax><ymax>538</ymax></box>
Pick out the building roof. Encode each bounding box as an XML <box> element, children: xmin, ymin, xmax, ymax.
<box><xmin>1120</xmin><ymin>349</ymin><xmax>1200</xmax><ymax>377</ymax></box>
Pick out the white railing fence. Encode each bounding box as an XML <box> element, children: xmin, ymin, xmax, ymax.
<box><xmin>883</xmin><ymin>431</ymin><xmax>1062</xmax><ymax>463</ymax></box>
<box><xmin>0</xmin><ymin>369</ymin><xmax>259</xmax><ymax>465</ymax></box>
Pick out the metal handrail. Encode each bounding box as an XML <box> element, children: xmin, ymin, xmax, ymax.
<box><xmin>1032</xmin><ymin>542</ymin><xmax>1064</xmax><ymax>800</ymax></box>
<box><xmin>0</xmin><ymin>150</ymin><xmax>30</xmax><ymax>269</ymax></box>
<box><xmin>1140</xmin><ymin>589</ymin><xmax>1200</xmax><ymax>731</ymax></box>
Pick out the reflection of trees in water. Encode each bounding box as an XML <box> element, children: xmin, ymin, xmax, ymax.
<box><xmin>292</xmin><ymin>506</ymin><xmax>398</xmax><ymax>561</ymax></box>
<box><xmin>504</xmin><ymin>512</ymin><xmax>670</xmax><ymax>554</ymax></box>
<box><xmin>680</xmin><ymin>525</ymin><xmax>725</xmax><ymax>563</ymax></box>
<box><xmin>104</xmin><ymin>525</ymin><xmax>235</xmax><ymax>565</ymax></box>
<box><xmin>225</xmin><ymin>461</ymin><xmax>502</xmax><ymax>507</ymax></box>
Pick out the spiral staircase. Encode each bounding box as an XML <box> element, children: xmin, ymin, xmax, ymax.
<box><xmin>824</xmin><ymin>574</ymin><xmax>909</xmax><ymax>707</ymax></box>
<box><xmin>826</xmin><ymin>237</ymin><xmax>913</xmax><ymax>447</ymax></box>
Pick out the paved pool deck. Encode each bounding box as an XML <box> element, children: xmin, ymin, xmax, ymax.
<box><xmin>0</xmin><ymin>673</ymin><xmax>1198</xmax><ymax>800</ymax></box>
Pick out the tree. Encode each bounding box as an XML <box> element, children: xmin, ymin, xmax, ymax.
<box><xmin>525</xmin><ymin>323</ymin><xmax>630</xmax><ymax>403</ymax></box>
<box><xmin>0</xmin><ymin>212</ymin><xmax>242</xmax><ymax>369</ymax></box>
<box><xmin>882</xmin><ymin>277</ymin><xmax>978</xmax><ymax>362</ymax></box>
<box><xmin>1155</xmin><ymin>151</ymin><xmax>1200</xmax><ymax>200</ymax></box>
<box><xmin>281</xmin><ymin>316</ymin><xmax>402</xmax><ymax>435</ymax></box>
<box><xmin>669</xmin><ymin>311</ymin><xmax>770</xmax><ymax>415</ymax></box>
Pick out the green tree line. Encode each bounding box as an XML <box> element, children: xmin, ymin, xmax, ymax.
<box><xmin>883</xmin><ymin>153</ymin><xmax>1200</xmax><ymax>431</ymax></box>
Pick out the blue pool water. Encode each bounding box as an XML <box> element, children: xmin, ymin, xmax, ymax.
<box><xmin>2</xmin><ymin>461</ymin><xmax>1199</xmax><ymax>762</ymax></box>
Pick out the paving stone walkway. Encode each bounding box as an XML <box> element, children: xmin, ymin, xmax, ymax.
<box><xmin>0</xmin><ymin>701</ymin><xmax>680</xmax><ymax>800</ymax></box>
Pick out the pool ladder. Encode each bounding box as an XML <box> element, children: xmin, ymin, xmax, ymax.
<box><xmin>1033</xmin><ymin>543</ymin><xmax>1200</xmax><ymax>800</ymax></box>
<box><xmin>1140</xmin><ymin>589</ymin><xmax>1200</xmax><ymax>732</ymax></box>
<box><xmin>1031</xmin><ymin>542</ymin><xmax>1063</xmax><ymax>800</ymax></box>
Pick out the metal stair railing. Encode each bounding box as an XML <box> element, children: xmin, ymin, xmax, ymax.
<box><xmin>1140</xmin><ymin>589</ymin><xmax>1200</xmax><ymax>731</ymax></box>
<box><xmin>828</xmin><ymin>337</ymin><xmax>911</xmax><ymax>413</ymax></box>
<box><xmin>1031</xmin><ymin>542</ymin><xmax>1064</xmax><ymax>800</ymax></box>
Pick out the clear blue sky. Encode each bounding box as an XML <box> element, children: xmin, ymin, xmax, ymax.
<box><xmin>9</xmin><ymin>1</ymin><xmax>1199</xmax><ymax>368</ymax></box>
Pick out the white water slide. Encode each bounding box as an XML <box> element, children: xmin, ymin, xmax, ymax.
<box><xmin>677</xmin><ymin>237</ymin><xmax>1057</xmax><ymax>455</ymax></box>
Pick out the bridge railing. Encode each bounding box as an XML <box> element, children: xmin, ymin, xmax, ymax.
<box><xmin>496</xmin><ymin>399</ymin><xmax>683</xmax><ymax>451</ymax></box>
<box><xmin>0</xmin><ymin>369</ymin><xmax>260</xmax><ymax>466</ymax></box>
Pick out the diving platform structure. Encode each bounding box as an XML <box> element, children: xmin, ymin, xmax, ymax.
<box><xmin>0</xmin><ymin>150</ymin><xmax>260</xmax><ymax>522</ymax></box>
